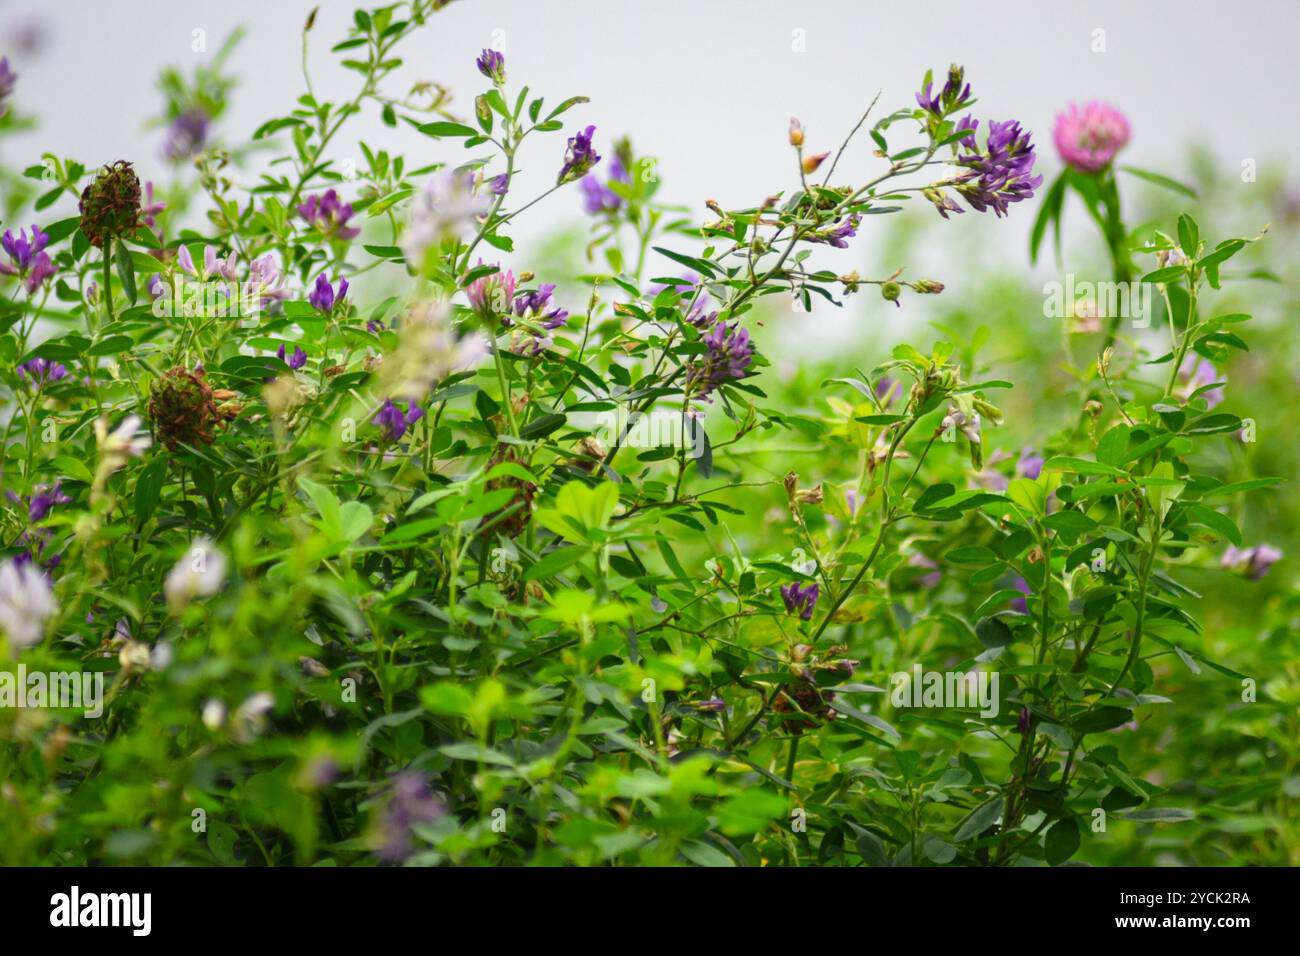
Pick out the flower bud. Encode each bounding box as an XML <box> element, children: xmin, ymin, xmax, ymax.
<box><xmin>801</xmin><ymin>151</ymin><xmax>829</xmax><ymax>175</ymax></box>
<box><xmin>912</xmin><ymin>279</ymin><xmax>944</xmax><ymax>294</ymax></box>
<box><xmin>788</xmin><ymin>117</ymin><xmax>804</xmax><ymax>147</ymax></box>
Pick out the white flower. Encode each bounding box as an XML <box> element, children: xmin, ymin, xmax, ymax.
<box><xmin>233</xmin><ymin>691</ymin><xmax>275</xmax><ymax>742</ymax></box>
<box><xmin>165</xmin><ymin>537</ymin><xmax>228</xmax><ymax>612</ymax></box>
<box><xmin>94</xmin><ymin>414</ymin><xmax>152</xmax><ymax>489</ymax></box>
<box><xmin>399</xmin><ymin>169</ymin><xmax>491</xmax><ymax>269</ymax></box>
<box><xmin>381</xmin><ymin>300</ymin><xmax>488</xmax><ymax>403</ymax></box>
<box><xmin>0</xmin><ymin>558</ymin><xmax>57</xmax><ymax>651</ymax></box>
<box><xmin>201</xmin><ymin>699</ymin><xmax>227</xmax><ymax>731</ymax></box>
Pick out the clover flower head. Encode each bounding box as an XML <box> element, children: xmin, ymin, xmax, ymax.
<box><xmin>1053</xmin><ymin>102</ymin><xmax>1130</xmax><ymax>173</ymax></box>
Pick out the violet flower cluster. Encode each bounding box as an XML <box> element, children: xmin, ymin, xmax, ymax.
<box><xmin>686</xmin><ymin>319</ymin><xmax>754</xmax><ymax>401</ymax></box>
<box><xmin>780</xmin><ymin>581</ymin><xmax>820</xmax><ymax>620</ymax></box>
<box><xmin>0</xmin><ymin>225</ymin><xmax>57</xmax><ymax>293</ymax></box>
<box><xmin>373</xmin><ymin>399</ymin><xmax>425</xmax><ymax>443</ymax></box>
<box><xmin>16</xmin><ymin>357</ymin><xmax>67</xmax><ymax>390</ymax></box>
<box><xmin>298</xmin><ymin>189</ymin><xmax>361</xmax><ymax>241</ymax></box>
<box><xmin>558</xmin><ymin>125</ymin><xmax>601</xmax><ymax>185</ymax></box>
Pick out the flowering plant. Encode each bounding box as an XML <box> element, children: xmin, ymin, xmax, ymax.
<box><xmin>0</xmin><ymin>4</ymin><xmax>1290</xmax><ymax>869</ymax></box>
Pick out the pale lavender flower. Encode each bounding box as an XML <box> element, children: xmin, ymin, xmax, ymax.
<box><xmin>401</xmin><ymin>169</ymin><xmax>491</xmax><ymax>266</ymax></box>
<box><xmin>1221</xmin><ymin>544</ymin><xmax>1282</xmax><ymax>581</ymax></box>
<box><xmin>374</xmin><ymin>772</ymin><xmax>445</xmax><ymax>863</ymax></box>
<box><xmin>1176</xmin><ymin>355</ymin><xmax>1224</xmax><ymax>408</ymax></box>
<box><xmin>0</xmin><ymin>556</ymin><xmax>57</xmax><ymax>650</ymax></box>
<box><xmin>163</xmin><ymin>109</ymin><xmax>210</xmax><ymax>162</ymax></box>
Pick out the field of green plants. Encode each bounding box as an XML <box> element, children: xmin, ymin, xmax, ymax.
<box><xmin>1</xmin><ymin>2</ymin><xmax>1297</xmax><ymax>867</ymax></box>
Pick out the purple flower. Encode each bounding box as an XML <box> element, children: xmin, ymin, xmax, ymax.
<box><xmin>0</xmin><ymin>57</ymin><xmax>17</xmax><ymax>118</ymax></box>
<box><xmin>780</xmin><ymin>581</ymin><xmax>820</xmax><ymax>620</ymax></box>
<box><xmin>16</xmin><ymin>357</ymin><xmax>68</xmax><ymax>389</ymax></box>
<box><xmin>558</xmin><ymin>125</ymin><xmax>601</xmax><ymax>185</ymax></box>
<box><xmin>374</xmin><ymin>772</ymin><xmax>445</xmax><ymax>863</ymax></box>
<box><xmin>952</xmin><ymin>118</ymin><xmax>1043</xmax><ymax>218</ymax></box>
<box><xmin>579</xmin><ymin>155</ymin><xmax>629</xmax><ymax>215</ymax></box>
<box><xmin>277</xmin><ymin>343</ymin><xmax>307</xmax><ymax>370</ymax></box>
<box><xmin>309</xmin><ymin>274</ymin><xmax>349</xmax><ymax>314</ymax></box>
<box><xmin>248</xmin><ymin>254</ymin><xmax>291</xmax><ymax>306</ymax></box>
<box><xmin>0</xmin><ymin>224</ymin><xmax>56</xmax><ymax>293</ymax></box>
<box><xmin>1176</xmin><ymin>355</ymin><xmax>1224</xmax><ymax>408</ymax></box>
<box><xmin>872</xmin><ymin>376</ymin><xmax>899</xmax><ymax>407</ymax></box>
<box><xmin>696</xmin><ymin>697</ymin><xmax>727</xmax><ymax>713</ymax></box>
<box><xmin>26</xmin><ymin>480</ymin><xmax>70</xmax><ymax>522</ymax></box>
<box><xmin>373</xmin><ymin>399</ymin><xmax>424</xmax><ymax>443</ymax></box>
<box><xmin>1053</xmin><ymin>102</ymin><xmax>1131</xmax><ymax>173</ymax></box>
<box><xmin>487</xmin><ymin>173</ymin><xmax>510</xmax><ymax>195</ymax></box>
<box><xmin>1221</xmin><ymin>544</ymin><xmax>1282</xmax><ymax>581</ymax></box>
<box><xmin>476</xmin><ymin>48</ymin><xmax>506</xmax><ymax>85</ymax></box>
<box><xmin>808</xmin><ymin>214</ymin><xmax>859</xmax><ymax>249</ymax></box>
<box><xmin>686</xmin><ymin>319</ymin><xmax>754</xmax><ymax>401</ymax></box>
<box><xmin>1015</xmin><ymin>449</ymin><xmax>1045</xmax><ymax>480</ymax></box>
<box><xmin>141</xmin><ymin>181</ymin><xmax>166</xmax><ymax>228</ymax></box>
<box><xmin>297</xmin><ymin>189</ymin><xmax>361</xmax><ymax>241</ymax></box>
<box><xmin>915</xmin><ymin>64</ymin><xmax>972</xmax><ymax>118</ymax></box>
<box><xmin>1009</xmin><ymin>576</ymin><xmax>1031</xmax><ymax>614</ymax></box>
<box><xmin>908</xmin><ymin>553</ymin><xmax>942</xmax><ymax>589</ymax></box>
<box><xmin>163</xmin><ymin>109</ymin><xmax>210</xmax><ymax>162</ymax></box>
<box><xmin>513</xmin><ymin>283</ymin><xmax>569</xmax><ymax>329</ymax></box>
<box><xmin>1016</xmin><ymin>706</ymin><xmax>1032</xmax><ymax>735</ymax></box>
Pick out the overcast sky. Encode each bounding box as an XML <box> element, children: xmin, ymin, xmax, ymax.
<box><xmin>1</xmin><ymin>0</ymin><xmax>1292</xmax><ymax>345</ymax></box>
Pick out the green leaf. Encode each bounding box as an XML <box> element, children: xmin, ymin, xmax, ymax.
<box><xmin>1044</xmin><ymin>817</ymin><xmax>1080</xmax><ymax>866</ymax></box>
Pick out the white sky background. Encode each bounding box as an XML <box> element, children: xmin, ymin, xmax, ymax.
<box><xmin>1</xmin><ymin>0</ymin><xmax>1295</xmax><ymax>350</ymax></box>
